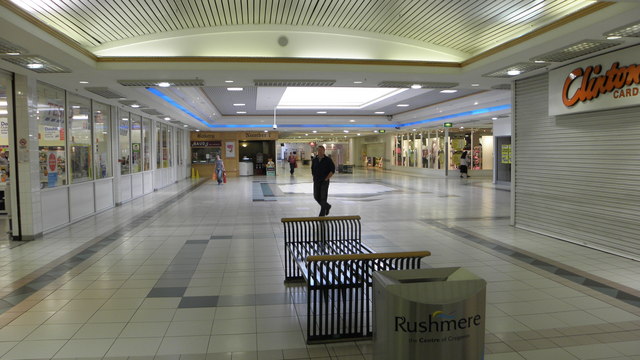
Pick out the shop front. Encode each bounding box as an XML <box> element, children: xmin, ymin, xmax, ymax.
<box><xmin>191</xmin><ymin>131</ymin><xmax>278</xmax><ymax>178</ymax></box>
<box><xmin>514</xmin><ymin>44</ymin><xmax>640</xmax><ymax>259</ymax></box>
<box><xmin>389</xmin><ymin>128</ymin><xmax>494</xmax><ymax>176</ymax></box>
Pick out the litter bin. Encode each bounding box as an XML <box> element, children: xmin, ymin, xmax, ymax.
<box><xmin>373</xmin><ymin>267</ymin><xmax>486</xmax><ymax>360</ymax></box>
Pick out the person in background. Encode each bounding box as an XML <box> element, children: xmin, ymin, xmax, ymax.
<box><xmin>214</xmin><ymin>154</ymin><xmax>225</xmax><ymax>185</ymax></box>
<box><xmin>311</xmin><ymin>146</ymin><xmax>335</xmax><ymax>216</ymax></box>
<box><xmin>459</xmin><ymin>151</ymin><xmax>470</xmax><ymax>178</ymax></box>
<box><xmin>288</xmin><ymin>152</ymin><xmax>297</xmax><ymax>175</ymax></box>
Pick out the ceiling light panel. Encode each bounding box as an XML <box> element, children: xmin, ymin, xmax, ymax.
<box><xmin>5</xmin><ymin>0</ymin><xmax>597</xmax><ymax>57</ymax></box>
<box><xmin>1</xmin><ymin>55</ymin><xmax>70</xmax><ymax>73</ymax></box>
<box><xmin>530</xmin><ymin>40</ymin><xmax>623</xmax><ymax>63</ymax></box>
<box><xmin>378</xmin><ymin>81</ymin><xmax>458</xmax><ymax>89</ymax></box>
<box><xmin>482</xmin><ymin>62</ymin><xmax>547</xmax><ymax>78</ymax></box>
<box><xmin>604</xmin><ymin>21</ymin><xmax>640</xmax><ymax>38</ymax></box>
<box><xmin>117</xmin><ymin>79</ymin><xmax>205</xmax><ymax>87</ymax></box>
<box><xmin>277</xmin><ymin>87</ymin><xmax>406</xmax><ymax>109</ymax></box>
<box><xmin>84</xmin><ymin>87</ymin><xmax>126</xmax><ymax>99</ymax></box>
<box><xmin>254</xmin><ymin>80</ymin><xmax>336</xmax><ymax>87</ymax></box>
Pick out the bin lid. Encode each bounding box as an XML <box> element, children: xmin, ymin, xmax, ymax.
<box><xmin>373</xmin><ymin>267</ymin><xmax>486</xmax><ymax>304</ymax></box>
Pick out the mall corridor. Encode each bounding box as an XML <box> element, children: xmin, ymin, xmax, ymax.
<box><xmin>0</xmin><ymin>169</ymin><xmax>636</xmax><ymax>359</ymax></box>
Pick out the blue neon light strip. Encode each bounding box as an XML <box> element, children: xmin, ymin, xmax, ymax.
<box><xmin>402</xmin><ymin>104</ymin><xmax>511</xmax><ymax>127</ymax></box>
<box><xmin>148</xmin><ymin>87</ymin><xmax>510</xmax><ymax>129</ymax></box>
<box><xmin>146</xmin><ymin>88</ymin><xmax>211</xmax><ymax>126</ymax></box>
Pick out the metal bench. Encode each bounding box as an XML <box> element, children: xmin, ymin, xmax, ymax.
<box><xmin>282</xmin><ymin>216</ymin><xmax>430</xmax><ymax>343</ymax></box>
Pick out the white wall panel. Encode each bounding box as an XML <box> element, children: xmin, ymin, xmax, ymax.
<box><xmin>95</xmin><ymin>179</ymin><xmax>114</xmax><ymax>211</ymax></box>
<box><xmin>131</xmin><ymin>173</ymin><xmax>144</xmax><ymax>198</ymax></box>
<box><xmin>69</xmin><ymin>182</ymin><xmax>94</xmax><ymax>221</ymax></box>
<box><xmin>120</xmin><ymin>175</ymin><xmax>132</xmax><ymax>202</ymax></box>
<box><xmin>143</xmin><ymin>172</ymin><xmax>153</xmax><ymax>194</ymax></box>
<box><xmin>41</xmin><ymin>188</ymin><xmax>69</xmax><ymax>231</ymax></box>
<box><xmin>514</xmin><ymin>74</ymin><xmax>640</xmax><ymax>259</ymax></box>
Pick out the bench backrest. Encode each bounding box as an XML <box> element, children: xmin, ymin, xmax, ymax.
<box><xmin>282</xmin><ymin>215</ymin><xmax>361</xmax><ymax>248</ymax></box>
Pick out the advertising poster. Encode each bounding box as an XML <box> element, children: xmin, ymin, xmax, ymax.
<box><xmin>225</xmin><ymin>141</ymin><xmax>235</xmax><ymax>158</ymax></box>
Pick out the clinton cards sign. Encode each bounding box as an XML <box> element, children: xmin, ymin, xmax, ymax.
<box><xmin>549</xmin><ymin>46</ymin><xmax>640</xmax><ymax>116</ymax></box>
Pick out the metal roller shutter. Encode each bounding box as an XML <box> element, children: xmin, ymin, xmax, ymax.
<box><xmin>514</xmin><ymin>74</ymin><xmax>640</xmax><ymax>260</ymax></box>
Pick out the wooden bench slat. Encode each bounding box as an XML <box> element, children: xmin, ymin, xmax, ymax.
<box><xmin>307</xmin><ymin>251</ymin><xmax>431</xmax><ymax>262</ymax></box>
<box><xmin>282</xmin><ymin>215</ymin><xmax>361</xmax><ymax>222</ymax></box>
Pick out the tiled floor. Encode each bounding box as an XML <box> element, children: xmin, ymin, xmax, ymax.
<box><xmin>0</xmin><ymin>166</ymin><xmax>638</xmax><ymax>359</ymax></box>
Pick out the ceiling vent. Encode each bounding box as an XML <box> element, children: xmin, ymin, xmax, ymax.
<box><xmin>604</xmin><ymin>21</ymin><xmax>640</xmax><ymax>38</ymax></box>
<box><xmin>253</xmin><ymin>79</ymin><xmax>335</xmax><ymax>87</ymax></box>
<box><xmin>378</xmin><ymin>81</ymin><xmax>458</xmax><ymax>88</ymax></box>
<box><xmin>482</xmin><ymin>63</ymin><xmax>547</xmax><ymax>78</ymax></box>
<box><xmin>530</xmin><ymin>40</ymin><xmax>623</xmax><ymax>63</ymax></box>
<box><xmin>117</xmin><ymin>79</ymin><xmax>205</xmax><ymax>87</ymax></box>
<box><xmin>0</xmin><ymin>38</ymin><xmax>26</xmax><ymax>55</ymax></box>
<box><xmin>141</xmin><ymin>109</ymin><xmax>163</xmax><ymax>115</ymax></box>
<box><xmin>85</xmin><ymin>87</ymin><xmax>126</xmax><ymax>99</ymax></box>
<box><xmin>118</xmin><ymin>100</ymin><xmax>146</xmax><ymax>108</ymax></box>
<box><xmin>0</xmin><ymin>55</ymin><xmax>70</xmax><ymax>73</ymax></box>
<box><xmin>491</xmin><ymin>84</ymin><xmax>511</xmax><ymax>90</ymax></box>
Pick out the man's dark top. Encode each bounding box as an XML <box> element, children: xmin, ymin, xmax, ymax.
<box><xmin>311</xmin><ymin>156</ymin><xmax>335</xmax><ymax>182</ymax></box>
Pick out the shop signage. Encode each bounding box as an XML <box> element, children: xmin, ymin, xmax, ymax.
<box><xmin>501</xmin><ymin>144</ymin><xmax>511</xmax><ymax>164</ymax></box>
<box><xmin>190</xmin><ymin>141</ymin><xmax>221</xmax><ymax>147</ymax></box>
<box><xmin>549</xmin><ymin>46</ymin><xmax>640</xmax><ymax>116</ymax></box>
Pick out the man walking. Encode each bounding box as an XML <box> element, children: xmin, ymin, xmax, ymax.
<box><xmin>311</xmin><ymin>145</ymin><xmax>335</xmax><ymax>216</ymax></box>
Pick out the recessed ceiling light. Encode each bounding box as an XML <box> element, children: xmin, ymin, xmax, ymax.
<box><xmin>227</xmin><ymin>87</ymin><xmax>243</xmax><ymax>91</ymax></box>
<box><xmin>236</xmin><ymin>111</ymin><xmax>246</xmax><ymax>114</ymax></box>
<box><xmin>353</xmin><ymin>81</ymin><xmax>363</xmax><ymax>84</ymax></box>
<box><xmin>305</xmin><ymin>134</ymin><xmax>308</xmax><ymax>136</ymax></box>
<box><xmin>474</xmin><ymin>102</ymin><xmax>478</xmax><ymax>105</ymax></box>
<box><xmin>343</xmin><ymin>130</ymin><xmax>349</xmax><ymax>133</ymax></box>
<box><xmin>410</xmin><ymin>84</ymin><xmax>422</xmax><ymax>89</ymax></box>
<box><xmin>195</xmin><ymin>129</ymin><xmax>200</xmax><ymax>132</ymax></box>
<box><xmin>412</xmin><ymin>129</ymin><xmax>416</xmax><ymax>131</ymax></box>
<box><xmin>440</xmin><ymin>90</ymin><xmax>458</xmax><ymax>93</ymax></box>
<box><xmin>131</xmin><ymin>104</ymin><xmax>141</xmax><ymax>108</ymax></box>
<box><xmin>492</xmin><ymin>117</ymin><xmax>498</xmax><ymax>120</ymax></box>
<box><xmin>233</xmin><ymin>103</ymin><xmax>245</xmax><ymax>106</ymax></box>
<box><xmin>183</xmin><ymin>125</ymin><xmax>188</xmax><ymax>127</ymax></box>
<box><xmin>357</xmin><ymin>133</ymin><xmax>361</xmax><ymax>136</ymax></box>
<box><xmin>373</xmin><ymin>130</ymin><xmax>378</xmax><ymax>133</ymax></box>
<box><xmin>349</xmin><ymin>119</ymin><xmax>356</xmax><ymax>122</ymax></box>
<box><xmin>471</xmin><ymin>83</ymin><xmax>479</xmax><ymax>87</ymax></box>
<box><xmin>375</xmin><ymin>111</ymin><xmax>385</xmax><ymax>114</ymax></box>
<box><xmin>164</xmin><ymin>117</ymin><xmax>171</xmax><ymax>120</ymax></box>
<box><xmin>157</xmin><ymin>82</ymin><xmax>171</xmax><ymax>87</ymax></box>
<box><xmin>312</xmin><ymin>130</ymin><xmax>317</xmax><ymax>133</ymax></box>
<box><xmin>460</xmin><ymin>127</ymin><xmax>464</xmax><ymax>129</ymax></box>
<box><xmin>507</xmin><ymin>70</ymin><xmax>521</xmax><ymax>76</ymax></box>
<box><xmin>225</xmin><ymin>80</ymin><xmax>234</xmax><ymax>83</ymax></box>
<box><xmin>606</xmin><ymin>35</ymin><xmax>622</xmax><ymax>40</ymax></box>
<box><xmin>79</xmin><ymin>81</ymin><xmax>89</xmax><ymax>84</ymax></box>
<box><xmin>6</xmin><ymin>52</ymin><xmax>20</xmax><ymax>56</ymax></box>
<box><xmin>264</xmin><ymin>130</ymin><xmax>268</xmax><ymax>133</ymax></box>
<box><xmin>397</xmin><ymin>104</ymin><xmax>410</xmax><ymax>107</ymax></box>
<box><xmin>533</xmin><ymin>60</ymin><xmax>546</xmax><ymax>64</ymax></box>
<box><xmin>27</xmin><ymin>63</ymin><xmax>44</xmax><ymax>69</ymax></box>
<box><xmin>317</xmin><ymin>111</ymin><xmax>327</xmax><ymax>114</ymax></box>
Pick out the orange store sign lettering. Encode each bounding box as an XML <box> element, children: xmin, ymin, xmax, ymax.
<box><xmin>562</xmin><ymin>62</ymin><xmax>640</xmax><ymax>107</ymax></box>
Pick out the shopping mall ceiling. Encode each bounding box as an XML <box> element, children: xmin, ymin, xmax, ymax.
<box><xmin>1</xmin><ymin>0</ymin><xmax>640</xmax><ymax>137</ymax></box>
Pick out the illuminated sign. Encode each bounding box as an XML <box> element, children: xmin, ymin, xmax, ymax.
<box><xmin>443</xmin><ymin>122</ymin><xmax>453</xmax><ymax>128</ymax></box>
<box><xmin>549</xmin><ymin>46</ymin><xmax>640</xmax><ymax>116</ymax></box>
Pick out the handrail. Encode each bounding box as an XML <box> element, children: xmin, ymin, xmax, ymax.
<box><xmin>282</xmin><ymin>215</ymin><xmax>361</xmax><ymax>222</ymax></box>
<box><xmin>307</xmin><ymin>251</ymin><xmax>431</xmax><ymax>262</ymax></box>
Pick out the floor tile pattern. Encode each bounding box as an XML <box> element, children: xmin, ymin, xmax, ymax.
<box><xmin>0</xmin><ymin>169</ymin><xmax>636</xmax><ymax>359</ymax></box>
